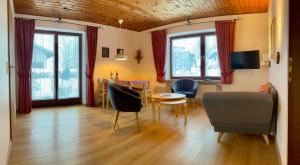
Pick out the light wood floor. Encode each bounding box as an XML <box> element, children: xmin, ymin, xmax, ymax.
<box><xmin>8</xmin><ymin>103</ymin><xmax>279</xmax><ymax>165</ymax></box>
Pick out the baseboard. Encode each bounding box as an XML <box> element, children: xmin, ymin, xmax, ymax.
<box><xmin>275</xmin><ymin>138</ymin><xmax>283</xmax><ymax>165</ymax></box>
<box><xmin>6</xmin><ymin>140</ymin><xmax>12</xmax><ymax>165</ymax></box>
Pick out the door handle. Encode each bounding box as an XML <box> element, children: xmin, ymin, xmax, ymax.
<box><xmin>289</xmin><ymin>58</ymin><xmax>293</xmax><ymax>82</ymax></box>
<box><xmin>6</xmin><ymin>62</ymin><xmax>9</xmax><ymax>75</ymax></box>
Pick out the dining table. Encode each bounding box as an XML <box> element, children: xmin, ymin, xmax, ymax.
<box><xmin>115</xmin><ymin>80</ymin><xmax>149</xmax><ymax>89</ymax></box>
<box><xmin>115</xmin><ymin>79</ymin><xmax>152</xmax><ymax>106</ymax></box>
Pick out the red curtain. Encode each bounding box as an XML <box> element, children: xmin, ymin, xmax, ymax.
<box><xmin>151</xmin><ymin>30</ymin><xmax>167</xmax><ymax>82</ymax></box>
<box><xmin>215</xmin><ymin>21</ymin><xmax>235</xmax><ymax>84</ymax></box>
<box><xmin>86</xmin><ymin>26</ymin><xmax>98</xmax><ymax>107</ymax></box>
<box><xmin>15</xmin><ymin>18</ymin><xmax>35</xmax><ymax>113</ymax></box>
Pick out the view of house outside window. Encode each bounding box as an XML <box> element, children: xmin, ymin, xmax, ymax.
<box><xmin>171</xmin><ymin>37</ymin><xmax>201</xmax><ymax>77</ymax></box>
<box><xmin>205</xmin><ymin>35</ymin><xmax>221</xmax><ymax>77</ymax></box>
<box><xmin>171</xmin><ymin>33</ymin><xmax>220</xmax><ymax>79</ymax></box>
<box><xmin>31</xmin><ymin>33</ymin><xmax>55</xmax><ymax>100</ymax></box>
<box><xmin>31</xmin><ymin>33</ymin><xmax>80</xmax><ymax>101</ymax></box>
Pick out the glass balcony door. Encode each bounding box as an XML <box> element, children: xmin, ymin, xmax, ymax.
<box><xmin>58</xmin><ymin>35</ymin><xmax>80</xmax><ymax>99</ymax></box>
<box><xmin>31</xmin><ymin>31</ymin><xmax>82</xmax><ymax>107</ymax></box>
<box><xmin>32</xmin><ymin>33</ymin><xmax>55</xmax><ymax>101</ymax></box>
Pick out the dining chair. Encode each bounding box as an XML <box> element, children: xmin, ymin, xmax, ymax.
<box><xmin>96</xmin><ymin>78</ymin><xmax>110</xmax><ymax>109</ymax></box>
<box><xmin>130</xmin><ymin>81</ymin><xmax>152</xmax><ymax>107</ymax></box>
<box><xmin>142</xmin><ymin>81</ymin><xmax>152</xmax><ymax>106</ymax></box>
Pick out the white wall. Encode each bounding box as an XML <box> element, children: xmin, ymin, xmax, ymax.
<box><xmin>0</xmin><ymin>0</ymin><xmax>11</xmax><ymax>164</ymax></box>
<box><xmin>94</xmin><ymin>26</ymin><xmax>140</xmax><ymax>81</ymax></box>
<box><xmin>137</xmin><ymin>13</ymin><xmax>269</xmax><ymax>95</ymax></box>
<box><xmin>224</xmin><ymin>13</ymin><xmax>269</xmax><ymax>92</ymax></box>
<box><xmin>269</xmin><ymin>0</ymin><xmax>289</xmax><ymax>164</ymax></box>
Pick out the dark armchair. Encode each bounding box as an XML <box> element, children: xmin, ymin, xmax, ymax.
<box><xmin>171</xmin><ymin>79</ymin><xmax>199</xmax><ymax>98</ymax></box>
<box><xmin>108</xmin><ymin>83</ymin><xmax>142</xmax><ymax>130</ymax></box>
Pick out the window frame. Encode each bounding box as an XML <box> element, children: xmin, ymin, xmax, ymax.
<box><xmin>32</xmin><ymin>30</ymin><xmax>82</xmax><ymax>108</ymax></box>
<box><xmin>170</xmin><ymin>32</ymin><xmax>220</xmax><ymax>80</ymax></box>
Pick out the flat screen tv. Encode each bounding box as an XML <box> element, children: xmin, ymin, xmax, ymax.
<box><xmin>231</xmin><ymin>50</ymin><xmax>260</xmax><ymax>69</ymax></box>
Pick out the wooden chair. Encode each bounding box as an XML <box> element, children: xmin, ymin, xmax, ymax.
<box><xmin>130</xmin><ymin>81</ymin><xmax>152</xmax><ymax>107</ymax></box>
<box><xmin>143</xmin><ymin>81</ymin><xmax>152</xmax><ymax>106</ymax></box>
<box><xmin>96</xmin><ymin>78</ymin><xmax>110</xmax><ymax>109</ymax></box>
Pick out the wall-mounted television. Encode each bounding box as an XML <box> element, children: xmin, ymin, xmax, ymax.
<box><xmin>231</xmin><ymin>50</ymin><xmax>260</xmax><ymax>69</ymax></box>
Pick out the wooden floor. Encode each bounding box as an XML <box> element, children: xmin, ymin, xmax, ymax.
<box><xmin>8</xmin><ymin>103</ymin><xmax>279</xmax><ymax>165</ymax></box>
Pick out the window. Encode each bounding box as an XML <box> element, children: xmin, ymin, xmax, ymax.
<box><xmin>32</xmin><ymin>33</ymin><xmax>55</xmax><ymax>100</ymax></box>
<box><xmin>170</xmin><ymin>32</ymin><xmax>220</xmax><ymax>80</ymax></box>
<box><xmin>31</xmin><ymin>30</ymin><xmax>82</xmax><ymax>107</ymax></box>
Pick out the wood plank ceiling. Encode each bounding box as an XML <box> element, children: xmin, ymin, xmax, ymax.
<box><xmin>13</xmin><ymin>0</ymin><xmax>269</xmax><ymax>31</ymax></box>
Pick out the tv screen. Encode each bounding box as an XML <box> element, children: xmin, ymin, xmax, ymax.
<box><xmin>231</xmin><ymin>50</ymin><xmax>260</xmax><ymax>69</ymax></box>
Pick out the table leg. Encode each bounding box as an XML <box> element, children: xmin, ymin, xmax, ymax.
<box><xmin>106</xmin><ymin>95</ymin><xmax>109</xmax><ymax>110</ymax></box>
<box><xmin>102</xmin><ymin>95</ymin><xmax>105</xmax><ymax>109</ymax></box>
<box><xmin>184</xmin><ymin>102</ymin><xmax>187</xmax><ymax>126</ymax></box>
<box><xmin>158</xmin><ymin>103</ymin><xmax>161</xmax><ymax>125</ymax></box>
<box><xmin>152</xmin><ymin>99</ymin><xmax>155</xmax><ymax>122</ymax></box>
<box><xmin>175</xmin><ymin>104</ymin><xmax>179</xmax><ymax>118</ymax></box>
<box><xmin>144</xmin><ymin>89</ymin><xmax>148</xmax><ymax>107</ymax></box>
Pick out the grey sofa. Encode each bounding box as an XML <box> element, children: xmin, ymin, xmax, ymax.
<box><xmin>202</xmin><ymin>84</ymin><xmax>278</xmax><ymax>144</ymax></box>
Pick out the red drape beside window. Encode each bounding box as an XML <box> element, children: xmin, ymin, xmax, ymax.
<box><xmin>86</xmin><ymin>26</ymin><xmax>98</xmax><ymax>107</ymax></box>
<box><xmin>15</xmin><ymin>18</ymin><xmax>35</xmax><ymax>113</ymax></box>
<box><xmin>151</xmin><ymin>30</ymin><xmax>167</xmax><ymax>82</ymax></box>
<box><xmin>215</xmin><ymin>21</ymin><xmax>235</xmax><ymax>84</ymax></box>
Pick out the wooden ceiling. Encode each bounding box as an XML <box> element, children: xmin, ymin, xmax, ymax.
<box><xmin>13</xmin><ymin>0</ymin><xmax>269</xmax><ymax>31</ymax></box>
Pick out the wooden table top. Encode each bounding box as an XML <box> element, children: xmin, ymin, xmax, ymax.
<box><xmin>152</xmin><ymin>93</ymin><xmax>186</xmax><ymax>100</ymax></box>
<box><xmin>115</xmin><ymin>80</ymin><xmax>150</xmax><ymax>90</ymax></box>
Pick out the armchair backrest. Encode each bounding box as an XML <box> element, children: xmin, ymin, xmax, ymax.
<box><xmin>171</xmin><ymin>79</ymin><xmax>198</xmax><ymax>92</ymax></box>
<box><xmin>108</xmin><ymin>84</ymin><xmax>142</xmax><ymax>112</ymax></box>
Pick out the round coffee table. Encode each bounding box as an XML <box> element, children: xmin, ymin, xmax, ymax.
<box><xmin>151</xmin><ymin>93</ymin><xmax>188</xmax><ymax>126</ymax></box>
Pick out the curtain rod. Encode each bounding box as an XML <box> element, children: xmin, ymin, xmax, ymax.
<box><xmin>149</xmin><ymin>16</ymin><xmax>242</xmax><ymax>33</ymax></box>
<box><xmin>20</xmin><ymin>17</ymin><xmax>104</xmax><ymax>29</ymax></box>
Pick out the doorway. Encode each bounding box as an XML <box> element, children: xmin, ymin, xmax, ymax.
<box><xmin>289</xmin><ymin>0</ymin><xmax>300</xmax><ymax>164</ymax></box>
<box><xmin>31</xmin><ymin>30</ymin><xmax>82</xmax><ymax>107</ymax></box>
